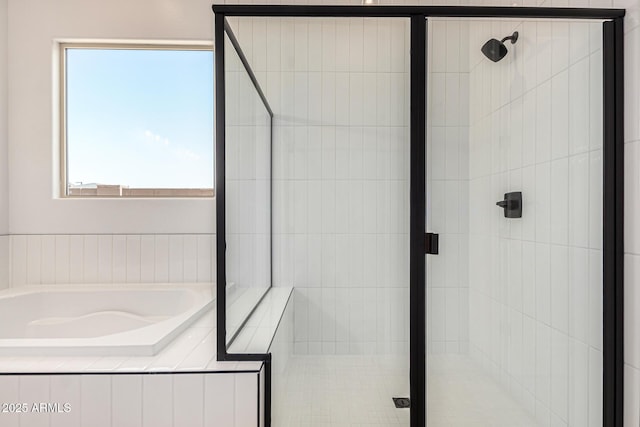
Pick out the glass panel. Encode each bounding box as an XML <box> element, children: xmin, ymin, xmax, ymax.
<box><xmin>219</xmin><ymin>16</ymin><xmax>411</xmax><ymax>426</ymax></box>
<box><xmin>224</xmin><ymin>31</ymin><xmax>272</xmax><ymax>346</ymax></box>
<box><xmin>426</xmin><ymin>18</ymin><xmax>604</xmax><ymax>426</ymax></box>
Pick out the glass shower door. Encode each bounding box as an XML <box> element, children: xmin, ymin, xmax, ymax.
<box><xmin>426</xmin><ymin>17</ymin><xmax>605</xmax><ymax>426</ymax></box>
<box><xmin>256</xmin><ymin>16</ymin><xmax>413</xmax><ymax>427</ymax></box>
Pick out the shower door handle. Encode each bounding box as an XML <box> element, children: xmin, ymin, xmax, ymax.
<box><xmin>425</xmin><ymin>233</ymin><xmax>439</xmax><ymax>255</ymax></box>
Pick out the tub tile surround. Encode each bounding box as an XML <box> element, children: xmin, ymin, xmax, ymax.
<box><xmin>0</xmin><ymin>285</ymin><xmax>294</xmax><ymax>426</ymax></box>
<box><xmin>0</xmin><ymin>372</ymin><xmax>260</xmax><ymax>427</ymax></box>
<box><xmin>0</xmin><ymin>292</ymin><xmax>279</xmax><ymax>374</ymax></box>
<box><xmin>0</xmin><ymin>308</ymin><xmax>263</xmax><ymax>427</ymax></box>
<box><xmin>8</xmin><ymin>234</ymin><xmax>215</xmax><ymax>286</ymax></box>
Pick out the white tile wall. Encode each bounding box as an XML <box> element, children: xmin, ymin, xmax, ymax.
<box><xmin>466</xmin><ymin>18</ymin><xmax>604</xmax><ymax>427</ymax></box>
<box><xmin>0</xmin><ymin>373</ymin><xmax>260</xmax><ymax>427</ymax></box>
<box><xmin>229</xmin><ymin>16</ymin><xmax>411</xmax><ymax>355</ymax></box>
<box><xmin>8</xmin><ymin>234</ymin><xmax>215</xmax><ymax>286</ymax></box>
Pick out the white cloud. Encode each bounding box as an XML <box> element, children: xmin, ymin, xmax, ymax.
<box><xmin>142</xmin><ymin>129</ymin><xmax>201</xmax><ymax>161</ymax></box>
<box><xmin>143</xmin><ymin>129</ymin><xmax>170</xmax><ymax>147</ymax></box>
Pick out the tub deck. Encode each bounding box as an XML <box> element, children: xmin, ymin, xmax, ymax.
<box><xmin>0</xmin><ymin>286</ymin><xmax>293</xmax><ymax>374</ymax></box>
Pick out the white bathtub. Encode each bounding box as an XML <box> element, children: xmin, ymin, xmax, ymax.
<box><xmin>0</xmin><ymin>284</ymin><xmax>214</xmax><ymax>356</ymax></box>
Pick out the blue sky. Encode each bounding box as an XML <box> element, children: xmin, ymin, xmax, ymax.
<box><xmin>66</xmin><ymin>48</ymin><xmax>214</xmax><ymax>189</ymax></box>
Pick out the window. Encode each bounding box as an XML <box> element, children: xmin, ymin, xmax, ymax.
<box><xmin>60</xmin><ymin>44</ymin><xmax>214</xmax><ymax>197</ymax></box>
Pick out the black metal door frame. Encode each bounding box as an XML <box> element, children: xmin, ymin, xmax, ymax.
<box><xmin>212</xmin><ymin>6</ymin><xmax>625</xmax><ymax>427</ymax></box>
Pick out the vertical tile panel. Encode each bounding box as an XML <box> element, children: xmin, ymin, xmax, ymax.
<box><xmin>624</xmin><ymin>364</ymin><xmax>640</xmax><ymax>427</ymax></box>
<box><xmin>18</xmin><ymin>376</ymin><xmax>50</xmax><ymax>427</ymax></box>
<box><xmin>535</xmin><ymin>243</ymin><xmax>551</xmax><ymax>326</ymax></box>
<box><xmin>126</xmin><ymin>235</ymin><xmax>141</xmax><ymax>283</ymax></box>
<box><xmin>589</xmin><ymin>150</ymin><xmax>603</xmax><ymax>250</ymax></box>
<box><xmin>112</xmin><ymin>235</ymin><xmax>126</xmax><ymax>283</ymax></box>
<box><xmin>294</xmin><ymin>21</ymin><xmax>308</xmax><ymax>72</ymax></box>
<box><xmin>155</xmin><ymin>235</ymin><xmax>169</xmax><ymax>283</ymax></box>
<box><xmin>265</xmin><ymin>18</ymin><xmax>281</xmax><ymax>73</ymax></box>
<box><xmin>536</xmin><ymin>80</ymin><xmax>552</xmax><ymax>163</ymax></box>
<box><xmin>568</xmin><ymin>58</ymin><xmax>590</xmax><ymax>155</ymax></box>
<box><xmin>112</xmin><ymin>375</ymin><xmax>142</xmax><ymax>427</ymax></box>
<box><xmin>169</xmin><ymin>235</ymin><xmax>184</xmax><ymax>283</ymax></box>
<box><xmin>183</xmin><ymin>235</ymin><xmax>198</xmax><ymax>282</ymax></box>
<box><xmin>335</xmin><ymin>73</ymin><xmax>349</xmax><ymax>126</ymax></box>
<box><xmin>569</xmin><ymin>340</ymin><xmax>589</xmax><ymax>427</ymax></box>
<box><xmin>308</xmin><ymin>21</ymin><xmax>322</xmax><ymax>72</ymax></box>
<box><xmin>26</xmin><ymin>235</ymin><xmax>41</xmax><ymax>285</ymax></box>
<box><xmin>142</xmin><ymin>375</ymin><xmax>172</xmax><ymax>427</ymax></box>
<box><xmin>197</xmin><ymin>235</ymin><xmax>212</xmax><ymax>283</ymax></box>
<box><xmin>50</xmin><ymin>376</ymin><xmax>81</xmax><ymax>427</ymax></box>
<box><xmin>54</xmin><ymin>235</ymin><xmax>70</xmax><ymax>285</ymax></box>
<box><xmin>535</xmin><ymin>323</ymin><xmax>552</xmax><ymax>408</ymax></box>
<box><xmin>349</xmin><ymin>19</ymin><xmax>363</xmax><ymax>72</ymax></box>
<box><xmin>69</xmin><ymin>235</ymin><xmax>83</xmax><ymax>284</ymax></box>
<box><xmin>550</xmin><ymin>330</ymin><xmax>569</xmax><ymax>422</ymax></box>
<box><xmin>140</xmin><ymin>235</ymin><xmax>155</xmax><ymax>283</ymax></box>
<box><xmin>569</xmin><ymin>153</ymin><xmax>589</xmax><ymax>248</ymax></box>
<box><xmin>0</xmin><ymin>376</ymin><xmax>19</xmax><ymax>426</ymax></box>
<box><xmin>234</xmin><ymin>374</ymin><xmax>257</xmax><ymax>427</ymax></box>
<box><xmin>550</xmin><ymin>158</ymin><xmax>569</xmax><ymax>245</ymax></box>
<box><xmin>294</xmin><ymin>289</ymin><xmax>308</xmax><ymax>350</ymax></box>
<box><xmin>551</xmin><ymin>70</ymin><xmax>569</xmax><ymax>160</ymax></box>
<box><xmin>173</xmin><ymin>375</ymin><xmax>204</xmax><ymax>427</ymax></box>
<box><xmin>83</xmin><ymin>235</ymin><xmax>99</xmax><ymax>283</ymax></box>
<box><xmin>81</xmin><ymin>375</ymin><xmax>111</xmax><ymax>427</ymax></box>
<box><xmin>97</xmin><ymin>235</ymin><xmax>112</xmax><ymax>283</ymax></box>
<box><xmin>11</xmin><ymin>235</ymin><xmax>27</xmax><ymax>286</ymax></box>
<box><xmin>535</xmin><ymin>162</ymin><xmax>551</xmax><ymax>243</ymax></box>
<box><xmin>588</xmin><ymin>348</ymin><xmax>603</xmax><ymax>427</ymax></box>
<box><xmin>204</xmin><ymin>374</ymin><xmax>235</xmax><ymax>426</ymax></box>
<box><xmin>569</xmin><ymin>247</ymin><xmax>589</xmax><ymax>344</ymax></box>
<box><xmin>40</xmin><ymin>235</ymin><xmax>56</xmax><ymax>285</ymax></box>
<box><xmin>445</xmin><ymin>288</ymin><xmax>460</xmax><ymax>342</ymax></box>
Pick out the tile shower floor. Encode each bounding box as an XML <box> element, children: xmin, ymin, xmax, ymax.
<box><xmin>274</xmin><ymin>354</ymin><xmax>538</xmax><ymax>427</ymax></box>
<box><xmin>427</xmin><ymin>355</ymin><xmax>537</xmax><ymax>427</ymax></box>
<box><xmin>273</xmin><ymin>355</ymin><xmax>411</xmax><ymax>426</ymax></box>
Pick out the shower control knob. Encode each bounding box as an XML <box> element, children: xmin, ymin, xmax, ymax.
<box><xmin>496</xmin><ymin>191</ymin><xmax>522</xmax><ymax>218</ymax></box>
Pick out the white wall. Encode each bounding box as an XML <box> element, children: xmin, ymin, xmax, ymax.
<box><xmin>6</xmin><ymin>0</ymin><xmax>215</xmax><ymax>235</ymax></box>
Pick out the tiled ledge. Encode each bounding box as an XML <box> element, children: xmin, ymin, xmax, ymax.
<box><xmin>228</xmin><ymin>287</ymin><xmax>293</xmax><ymax>355</ymax></box>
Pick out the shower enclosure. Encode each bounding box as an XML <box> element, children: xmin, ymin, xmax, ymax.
<box><xmin>213</xmin><ymin>5</ymin><xmax>624</xmax><ymax>427</ymax></box>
